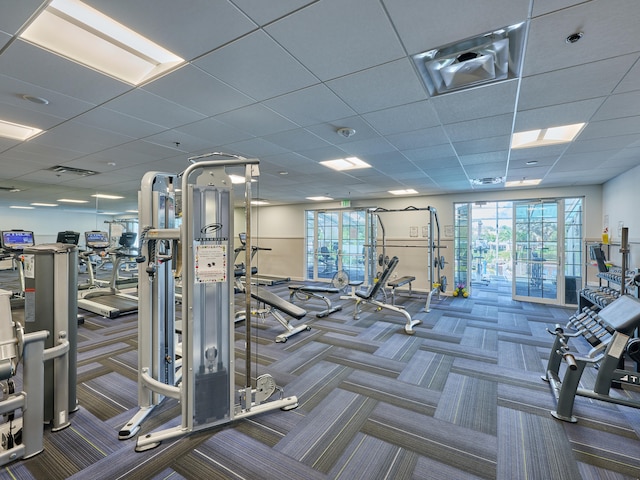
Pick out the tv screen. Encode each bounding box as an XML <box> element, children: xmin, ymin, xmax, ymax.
<box><xmin>56</xmin><ymin>231</ymin><xmax>80</xmax><ymax>245</ymax></box>
<box><xmin>85</xmin><ymin>231</ymin><xmax>110</xmax><ymax>248</ymax></box>
<box><xmin>1</xmin><ymin>230</ymin><xmax>35</xmax><ymax>250</ymax></box>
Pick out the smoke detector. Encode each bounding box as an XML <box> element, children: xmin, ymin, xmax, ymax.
<box><xmin>337</xmin><ymin>127</ymin><xmax>356</xmax><ymax>138</ymax></box>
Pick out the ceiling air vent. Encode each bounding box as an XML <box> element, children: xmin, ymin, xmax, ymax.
<box><xmin>470</xmin><ymin>177</ymin><xmax>504</xmax><ymax>186</ymax></box>
<box><xmin>412</xmin><ymin>23</ymin><xmax>525</xmax><ymax>96</ymax></box>
<box><xmin>47</xmin><ymin>165</ymin><xmax>98</xmax><ymax>176</ymax></box>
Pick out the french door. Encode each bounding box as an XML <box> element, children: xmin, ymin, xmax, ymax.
<box><xmin>513</xmin><ymin>200</ymin><xmax>561</xmax><ymax>303</ymax></box>
<box><xmin>305</xmin><ymin>209</ymin><xmax>369</xmax><ymax>283</ymax></box>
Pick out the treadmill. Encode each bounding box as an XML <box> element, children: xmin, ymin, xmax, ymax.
<box><xmin>78</xmin><ymin>231</ymin><xmax>139</xmax><ymax>319</ymax></box>
<box><xmin>0</xmin><ymin>230</ymin><xmax>35</xmax><ymax>308</ymax></box>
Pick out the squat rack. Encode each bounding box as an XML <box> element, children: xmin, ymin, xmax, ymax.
<box><xmin>368</xmin><ymin>206</ymin><xmax>445</xmax><ymax>312</ymax></box>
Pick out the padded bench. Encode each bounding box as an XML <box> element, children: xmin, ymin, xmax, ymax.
<box><xmin>250</xmin><ymin>286</ymin><xmax>310</xmax><ymax>343</ymax></box>
<box><xmin>387</xmin><ymin>275</ymin><xmax>415</xmax><ymax>305</ymax></box>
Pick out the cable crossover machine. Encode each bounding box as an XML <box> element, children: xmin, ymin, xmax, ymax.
<box><xmin>119</xmin><ymin>154</ymin><xmax>298</xmax><ymax>451</ymax></box>
<box><xmin>367</xmin><ymin>206</ymin><xmax>446</xmax><ymax>313</ymax></box>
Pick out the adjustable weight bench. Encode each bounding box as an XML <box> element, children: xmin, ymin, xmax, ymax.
<box><xmin>353</xmin><ymin>256</ymin><xmax>422</xmax><ymax>335</ymax></box>
<box><xmin>250</xmin><ymin>286</ymin><xmax>310</xmax><ymax>343</ymax></box>
<box><xmin>288</xmin><ymin>284</ymin><xmax>342</xmax><ymax>318</ymax></box>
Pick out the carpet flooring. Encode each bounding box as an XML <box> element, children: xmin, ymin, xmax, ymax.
<box><xmin>1</xmin><ymin>271</ymin><xmax>640</xmax><ymax>480</ymax></box>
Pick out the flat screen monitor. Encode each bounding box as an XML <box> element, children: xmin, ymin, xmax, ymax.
<box><xmin>56</xmin><ymin>230</ymin><xmax>80</xmax><ymax>245</ymax></box>
<box><xmin>85</xmin><ymin>231</ymin><xmax>110</xmax><ymax>249</ymax></box>
<box><xmin>1</xmin><ymin>230</ymin><xmax>35</xmax><ymax>250</ymax></box>
<box><xmin>119</xmin><ymin>232</ymin><xmax>137</xmax><ymax>248</ymax></box>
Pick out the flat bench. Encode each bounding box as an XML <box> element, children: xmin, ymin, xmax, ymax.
<box><xmin>250</xmin><ymin>286</ymin><xmax>310</xmax><ymax>343</ymax></box>
<box><xmin>288</xmin><ymin>285</ymin><xmax>342</xmax><ymax>318</ymax></box>
<box><xmin>387</xmin><ymin>275</ymin><xmax>415</xmax><ymax>305</ymax></box>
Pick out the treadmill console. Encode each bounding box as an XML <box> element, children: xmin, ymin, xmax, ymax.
<box><xmin>56</xmin><ymin>230</ymin><xmax>80</xmax><ymax>245</ymax></box>
<box><xmin>1</xmin><ymin>230</ymin><xmax>35</xmax><ymax>251</ymax></box>
<box><xmin>239</xmin><ymin>232</ymin><xmax>246</xmax><ymax>245</ymax></box>
<box><xmin>85</xmin><ymin>231</ymin><xmax>110</xmax><ymax>250</ymax></box>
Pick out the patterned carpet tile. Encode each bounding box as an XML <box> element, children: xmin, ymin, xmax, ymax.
<box><xmin>364</xmin><ymin>401</ymin><xmax>498</xmax><ymax>479</ymax></box>
<box><xmin>341</xmin><ymin>369</ymin><xmax>440</xmax><ymax>415</ymax></box>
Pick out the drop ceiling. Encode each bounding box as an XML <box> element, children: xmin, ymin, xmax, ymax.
<box><xmin>0</xmin><ymin>0</ymin><xmax>638</xmax><ymax>213</ymax></box>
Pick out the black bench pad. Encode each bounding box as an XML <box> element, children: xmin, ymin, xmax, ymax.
<box><xmin>251</xmin><ymin>287</ymin><xmax>307</xmax><ymax>320</ymax></box>
<box><xmin>388</xmin><ymin>276</ymin><xmax>415</xmax><ymax>288</ymax></box>
<box><xmin>288</xmin><ymin>285</ymin><xmax>339</xmax><ymax>294</ymax></box>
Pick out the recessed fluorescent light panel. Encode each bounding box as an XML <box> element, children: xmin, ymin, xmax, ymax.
<box><xmin>505</xmin><ymin>179</ymin><xmax>542</xmax><ymax>187</ymax></box>
<box><xmin>58</xmin><ymin>198</ymin><xmax>89</xmax><ymax>203</ymax></box>
<box><xmin>511</xmin><ymin>123</ymin><xmax>586</xmax><ymax>149</ymax></box>
<box><xmin>30</xmin><ymin>202</ymin><xmax>58</xmax><ymax>207</ymax></box>
<box><xmin>229</xmin><ymin>174</ymin><xmax>257</xmax><ymax>184</ymax></box>
<box><xmin>91</xmin><ymin>194</ymin><xmax>124</xmax><ymax>199</ymax></box>
<box><xmin>251</xmin><ymin>200</ymin><xmax>270</xmax><ymax>206</ymax></box>
<box><xmin>0</xmin><ymin>119</ymin><xmax>43</xmax><ymax>141</ymax></box>
<box><xmin>306</xmin><ymin>196</ymin><xmax>333</xmax><ymax>201</ymax></box>
<box><xmin>9</xmin><ymin>206</ymin><xmax>34</xmax><ymax>210</ymax></box>
<box><xmin>20</xmin><ymin>0</ymin><xmax>185</xmax><ymax>85</ymax></box>
<box><xmin>320</xmin><ymin>157</ymin><xmax>371</xmax><ymax>171</ymax></box>
<box><xmin>389</xmin><ymin>189</ymin><xmax>418</xmax><ymax>195</ymax></box>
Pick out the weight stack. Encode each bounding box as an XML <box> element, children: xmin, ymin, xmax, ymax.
<box><xmin>23</xmin><ymin>243</ymin><xmax>78</xmax><ymax>422</ymax></box>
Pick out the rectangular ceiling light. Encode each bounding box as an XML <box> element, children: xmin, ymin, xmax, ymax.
<box><xmin>320</xmin><ymin>157</ymin><xmax>371</xmax><ymax>171</ymax></box>
<box><xmin>30</xmin><ymin>202</ymin><xmax>58</xmax><ymax>207</ymax></box>
<box><xmin>306</xmin><ymin>196</ymin><xmax>333</xmax><ymax>201</ymax></box>
<box><xmin>389</xmin><ymin>189</ymin><xmax>418</xmax><ymax>195</ymax></box>
<box><xmin>91</xmin><ymin>193</ymin><xmax>124</xmax><ymax>199</ymax></box>
<box><xmin>10</xmin><ymin>206</ymin><xmax>35</xmax><ymax>210</ymax></box>
<box><xmin>251</xmin><ymin>200</ymin><xmax>270</xmax><ymax>206</ymax></box>
<box><xmin>511</xmin><ymin>123</ymin><xmax>586</xmax><ymax>149</ymax></box>
<box><xmin>20</xmin><ymin>0</ymin><xmax>185</xmax><ymax>85</ymax></box>
<box><xmin>58</xmin><ymin>198</ymin><xmax>89</xmax><ymax>203</ymax></box>
<box><xmin>0</xmin><ymin>119</ymin><xmax>43</xmax><ymax>141</ymax></box>
<box><xmin>229</xmin><ymin>174</ymin><xmax>257</xmax><ymax>184</ymax></box>
<box><xmin>505</xmin><ymin>179</ymin><xmax>542</xmax><ymax>187</ymax></box>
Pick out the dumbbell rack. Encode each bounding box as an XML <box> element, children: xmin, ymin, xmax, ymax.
<box><xmin>543</xmin><ymin>295</ymin><xmax>640</xmax><ymax>422</ymax></box>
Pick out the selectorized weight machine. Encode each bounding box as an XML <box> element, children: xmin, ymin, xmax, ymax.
<box><xmin>120</xmin><ymin>154</ymin><xmax>298</xmax><ymax>450</ymax></box>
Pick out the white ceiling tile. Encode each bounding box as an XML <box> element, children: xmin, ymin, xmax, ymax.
<box><xmin>263</xmin><ymin>84</ymin><xmax>355</xmax><ymax>127</ymax></box>
<box><xmin>444</xmin><ymin>114</ymin><xmax>514</xmax><ymax>143</ymax></box>
<box><xmin>231</xmin><ymin>0</ymin><xmax>316</xmax><ymax>25</ymax></box>
<box><xmin>215</xmin><ymin>104</ymin><xmax>298</xmax><ymax>137</ymax></box>
<box><xmin>433</xmin><ymin>80</ymin><xmax>518</xmax><ymax>125</ymax></box>
<box><xmin>326</xmin><ymin>58</ymin><xmax>427</xmax><ymax>113</ymax></box>
<box><xmin>195</xmin><ymin>31</ymin><xmax>317</xmax><ymax>101</ymax></box>
<box><xmin>143</xmin><ymin>65</ymin><xmax>254</xmax><ymax>117</ymax></box>
<box><xmin>524</xmin><ymin>0</ymin><xmax>640</xmax><ymax>76</ymax></box>
<box><xmin>386</xmin><ymin>126</ymin><xmax>449</xmax><ymax>150</ymax></box>
<box><xmin>363</xmin><ymin>101</ymin><xmax>440</xmax><ymax>135</ymax></box>
<box><xmin>103</xmin><ymin>90</ymin><xmax>206</xmax><ymax>129</ymax></box>
<box><xmin>265</xmin><ymin>0</ymin><xmax>405</xmax><ymax>81</ymax></box>
<box><xmin>175</xmin><ymin>117</ymin><xmax>254</xmax><ymax>145</ymax></box>
<box><xmin>515</xmin><ymin>98</ymin><xmax>604</xmax><ymax>131</ymax></box>
<box><xmin>519</xmin><ymin>55</ymin><xmax>638</xmax><ymax>111</ymax></box>
<box><xmin>88</xmin><ymin>0</ymin><xmax>257</xmax><ymax>60</ymax></box>
<box><xmin>592</xmin><ymin>91</ymin><xmax>640</xmax><ymax>122</ymax></box>
<box><xmin>383</xmin><ymin>0</ymin><xmax>530</xmax><ymax>54</ymax></box>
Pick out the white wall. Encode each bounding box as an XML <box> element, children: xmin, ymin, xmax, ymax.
<box><xmin>603</xmin><ymin>163</ymin><xmax>640</xmax><ymax>266</ymax></box>
<box><xmin>0</xmin><ymin>207</ymin><xmax>113</xmax><ymax>246</ymax></box>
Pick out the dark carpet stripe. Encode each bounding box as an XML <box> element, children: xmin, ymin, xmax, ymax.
<box><xmin>497</xmin><ymin>407</ymin><xmax>583</xmax><ymax>480</ymax></box>
<box><xmin>364</xmin><ymin>402</ymin><xmax>497</xmax><ymax>479</ymax></box>
<box><xmin>341</xmin><ymin>369</ymin><xmax>440</xmax><ymax>415</ymax></box>
<box><xmin>275</xmin><ymin>389</ymin><xmax>377</xmax><ymax>473</ymax></box>
<box><xmin>434</xmin><ymin>373</ymin><xmax>498</xmax><ymax>435</ymax></box>
<box><xmin>398</xmin><ymin>349</ymin><xmax>454</xmax><ymax>391</ymax></box>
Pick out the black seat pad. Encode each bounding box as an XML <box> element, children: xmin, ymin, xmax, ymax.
<box><xmin>289</xmin><ymin>285</ymin><xmax>339</xmax><ymax>294</ymax></box>
<box><xmin>251</xmin><ymin>286</ymin><xmax>307</xmax><ymax>320</ymax></box>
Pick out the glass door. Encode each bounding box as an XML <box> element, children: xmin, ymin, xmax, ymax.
<box><xmin>305</xmin><ymin>209</ymin><xmax>368</xmax><ymax>283</ymax></box>
<box><xmin>513</xmin><ymin>200</ymin><xmax>561</xmax><ymax>303</ymax></box>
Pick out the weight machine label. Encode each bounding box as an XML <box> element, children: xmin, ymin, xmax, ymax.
<box><xmin>194</xmin><ymin>244</ymin><xmax>227</xmax><ymax>283</ymax></box>
<box><xmin>23</xmin><ymin>254</ymin><xmax>35</xmax><ymax>279</ymax></box>
<box><xmin>615</xmin><ymin>371</ymin><xmax>640</xmax><ymax>385</ymax></box>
